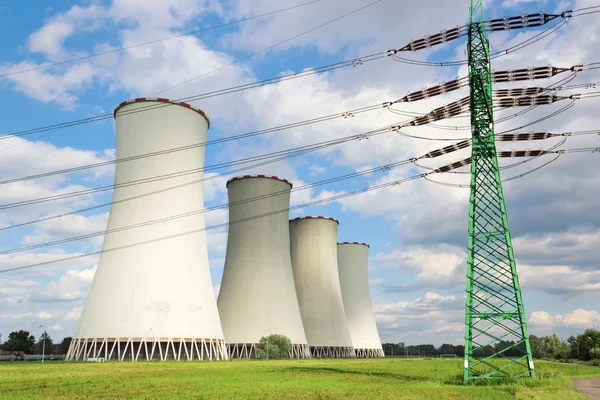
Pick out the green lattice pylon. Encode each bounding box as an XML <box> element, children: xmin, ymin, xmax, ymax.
<box><xmin>463</xmin><ymin>0</ymin><xmax>535</xmax><ymax>381</ymax></box>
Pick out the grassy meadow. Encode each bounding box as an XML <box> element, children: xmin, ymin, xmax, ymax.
<box><xmin>1</xmin><ymin>358</ymin><xmax>599</xmax><ymax>399</ymax></box>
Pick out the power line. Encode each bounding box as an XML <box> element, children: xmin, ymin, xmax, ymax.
<box><xmin>2</xmin><ymin>147</ymin><xmax>596</xmax><ymax>275</ymax></box>
<box><xmin>2</xmin><ymin>88</ymin><xmax>595</xmax><ymax>212</ymax></box>
<box><xmin>0</xmin><ymin>100</ymin><xmax>391</xmax><ymax>186</ymax></box>
<box><xmin>0</xmin><ymin>0</ymin><xmax>326</xmax><ymax>78</ymax></box>
<box><xmin>0</xmin><ymin>173</ymin><xmax>422</xmax><ymax>275</ymax></box>
<box><xmin>0</xmin><ymin>0</ymin><xmax>385</xmax><ymax>143</ymax></box>
<box><xmin>1</xmin><ymin>53</ymin><xmax>386</xmax><ymax>141</ymax></box>
<box><xmin>151</xmin><ymin>0</ymin><xmax>385</xmax><ymax>96</ymax></box>
<box><xmin>0</xmin><ymin>124</ymin><xmax>394</xmax><ymax>231</ymax></box>
<box><xmin>2</xmin><ymin>129</ymin><xmax>594</xmax><ymax>255</ymax></box>
<box><xmin>391</xmin><ymin>18</ymin><xmax>568</xmax><ymax>67</ymax></box>
<box><xmin>0</xmin><ymin>159</ymin><xmax>414</xmax><ymax>256</ymax></box>
<box><xmin>393</xmin><ymin>93</ymin><xmax>580</xmax><ymax>140</ymax></box>
<box><xmin>415</xmin><ymin>135</ymin><xmax>568</xmax><ymax>173</ymax></box>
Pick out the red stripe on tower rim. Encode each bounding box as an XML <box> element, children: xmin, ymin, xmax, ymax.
<box><xmin>225</xmin><ymin>174</ymin><xmax>293</xmax><ymax>188</ymax></box>
<box><xmin>113</xmin><ymin>97</ymin><xmax>211</xmax><ymax>128</ymax></box>
<box><xmin>337</xmin><ymin>241</ymin><xmax>370</xmax><ymax>247</ymax></box>
<box><xmin>289</xmin><ymin>216</ymin><xmax>340</xmax><ymax>224</ymax></box>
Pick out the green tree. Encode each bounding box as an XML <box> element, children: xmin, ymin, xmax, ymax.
<box><xmin>35</xmin><ymin>332</ymin><xmax>53</xmax><ymax>355</ymax></box>
<box><xmin>566</xmin><ymin>335</ymin><xmax>579</xmax><ymax>359</ymax></box>
<box><xmin>255</xmin><ymin>334</ymin><xmax>292</xmax><ymax>359</ymax></box>
<box><xmin>1</xmin><ymin>330</ymin><xmax>35</xmax><ymax>353</ymax></box>
<box><xmin>578</xmin><ymin>329</ymin><xmax>600</xmax><ymax>361</ymax></box>
<box><xmin>58</xmin><ymin>337</ymin><xmax>72</xmax><ymax>355</ymax></box>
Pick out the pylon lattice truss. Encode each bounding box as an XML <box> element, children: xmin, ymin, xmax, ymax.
<box><xmin>463</xmin><ymin>0</ymin><xmax>535</xmax><ymax>380</ymax></box>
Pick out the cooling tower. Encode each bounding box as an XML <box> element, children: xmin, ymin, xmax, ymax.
<box><xmin>67</xmin><ymin>98</ymin><xmax>227</xmax><ymax>361</ymax></box>
<box><xmin>289</xmin><ymin>217</ymin><xmax>355</xmax><ymax>358</ymax></box>
<box><xmin>337</xmin><ymin>242</ymin><xmax>384</xmax><ymax>358</ymax></box>
<box><xmin>217</xmin><ymin>175</ymin><xmax>310</xmax><ymax>358</ymax></box>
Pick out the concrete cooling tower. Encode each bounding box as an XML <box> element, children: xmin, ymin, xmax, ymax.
<box><xmin>217</xmin><ymin>175</ymin><xmax>310</xmax><ymax>358</ymax></box>
<box><xmin>337</xmin><ymin>242</ymin><xmax>384</xmax><ymax>358</ymax></box>
<box><xmin>289</xmin><ymin>217</ymin><xmax>355</xmax><ymax>358</ymax></box>
<box><xmin>67</xmin><ymin>98</ymin><xmax>227</xmax><ymax>361</ymax></box>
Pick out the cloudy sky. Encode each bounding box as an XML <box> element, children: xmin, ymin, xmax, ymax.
<box><xmin>0</xmin><ymin>0</ymin><xmax>598</xmax><ymax>347</ymax></box>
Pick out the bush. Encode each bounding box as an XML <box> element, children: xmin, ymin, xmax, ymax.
<box><xmin>255</xmin><ymin>334</ymin><xmax>292</xmax><ymax>360</ymax></box>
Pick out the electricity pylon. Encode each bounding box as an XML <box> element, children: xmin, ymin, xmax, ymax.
<box><xmin>463</xmin><ymin>0</ymin><xmax>536</xmax><ymax>381</ymax></box>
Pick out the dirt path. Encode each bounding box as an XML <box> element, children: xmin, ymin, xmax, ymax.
<box><xmin>574</xmin><ymin>379</ymin><xmax>600</xmax><ymax>400</ymax></box>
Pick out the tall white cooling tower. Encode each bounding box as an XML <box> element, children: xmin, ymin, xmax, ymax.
<box><xmin>337</xmin><ymin>242</ymin><xmax>384</xmax><ymax>358</ymax></box>
<box><xmin>217</xmin><ymin>175</ymin><xmax>310</xmax><ymax>358</ymax></box>
<box><xmin>289</xmin><ymin>217</ymin><xmax>355</xmax><ymax>358</ymax></box>
<box><xmin>67</xmin><ymin>98</ymin><xmax>227</xmax><ymax>361</ymax></box>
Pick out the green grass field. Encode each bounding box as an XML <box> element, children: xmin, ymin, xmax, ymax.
<box><xmin>1</xmin><ymin>358</ymin><xmax>598</xmax><ymax>399</ymax></box>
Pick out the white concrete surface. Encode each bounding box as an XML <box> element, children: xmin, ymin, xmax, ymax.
<box><xmin>69</xmin><ymin>99</ymin><xmax>225</xmax><ymax>360</ymax></box>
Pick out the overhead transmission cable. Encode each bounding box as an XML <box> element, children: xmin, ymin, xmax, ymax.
<box><xmin>0</xmin><ymin>100</ymin><xmax>392</xmax><ymax>186</ymax></box>
<box><xmin>395</xmin><ymin>10</ymin><xmax>571</xmax><ymax>53</ymax></box>
<box><xmin>2</xmin><ymin>11</ymin><xmax>594</xmax><ymax>142</ymax></box>
<box><xmin>5</xmin><ymin>86</ymin><xmax>581</xmax><ymax>210</ymax></box>
<box><xmin>423</xmin><ymin>144</ymin><xmax>599</xmax><ymax>188</ymax></box>
<box><xmin>568</xmin><ymin>5</ymin><xmax>600</xmax><ymax>18</ymax></box>
<box><xmin>2</xmin><ymin>122</ymin><xmax>596</xmax><ymax>254</ymax></box>
<box><xmin>0</xmin><ymin>0</ymin><xmax>327</xmax><ymax>78</ymax></box>
<box><xmin>414</xmin><ymin>135</ymin><xmax>568</xmax><ymax>173</ymax></box>
<box><xmin>2</xmin><ymin>87</ymin><xmax>595</xmax><ymax>213</ymax></box>
<box><xmin>388</xmin><ymin>5</ymin><xmax>600</xmax><ymax>68</ymax></box>
<box><xmin>388</xmin><ymin>71</ymin><xmax>593</xmax><ymax>134</ymax></box>
<box><xmin>0</xmin><ymin>174</ymin><xmax>420</xmax><ymax>275</ymax></box>
<box><xmin>0</xmin><ymin>124</ymin><xmax>396</xmax><ymax>231</ymax></box>
<box><xmin>1</xmin><ymin>0</ymin><xmax>385</xmax><ymax>142</ymax></box>
<box><xmin>392</xmin><ymin>63</ymin><xmax>583</xmax><ymax>105</ymax></box>
<box><xmin>1</xmin><ymin>146</ymin><xmax>597</xmax><ymax>275</ymax></box>
<box><xmin>9</xmin><ymin>82</ymin><xmax>578</xmax><ymax>190</ymax></box>
<box><xmin>151</xmin><ymin>0</ymin><xmax>384</xmax><ymax>96</ymax></box>
<box><xmin>0</xmin><ymin>158</ymin><xmax>414</xmax><ymax>256</ymax></box>
<box><xmin>391</xmin><ymin>18</ymin><xmax>568</xmax><ymax>67</ymax></box>
<box><xmin>392</xmin><ymin>97</ymin><xmax>576</xmax><ymax>141</ymax></box>
<box><xmin>1</xmin><ymin>53</ymin><xmax>385</xmax><ymax>140</ymax></box>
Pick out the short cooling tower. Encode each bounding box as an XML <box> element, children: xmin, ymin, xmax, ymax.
<box><xmin>67</xmin><ymin>98</ymin><xmax>227</xmax><ymax>361</ymax></box>
<box><xmin>289</xmin><ymin>217</ymin><xmax>355</xmax><ymax>358</ymax></box>
<box><xmin>217</xmin><ymin>175</ymin><xmax>310</xmax><ymax>358</ymax></box>
<box><xmin>337</xmin><ymin>242</ymin><xmax>384</xmax><ymax>358</ymax></box>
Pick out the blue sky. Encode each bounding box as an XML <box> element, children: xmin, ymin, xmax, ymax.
<box><xmin>0</xmin><ymin>0</ymin><xmax>599</xmax><ymax>346</ymax></box>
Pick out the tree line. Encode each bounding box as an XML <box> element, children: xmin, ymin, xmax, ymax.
<box><xmin>0</xmin><ymin>330</ymin><xmax>291</xmax><ymax>358</ymax></box>
<box><xmin>0</xmin><ymin>330</ymin><xmax>72</xmax><ymax>355</ymax></box>
<box><xmin>383</xmin><ymin>328</ymin><xmax>600</xmax><ymax>362</ymax></box>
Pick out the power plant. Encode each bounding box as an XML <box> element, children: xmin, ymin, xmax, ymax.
<box><xmin>289</xmin><ymin>217</ymin><xmax>355</xmax><ymax>358</ymax></box>
<box><xmin>337</xmin><ymin>242</ymin><xmax>384</xmax><ymax>358</ymax></box>
<box><xmin>67</xmin><ymin>98</ymin><xmax>227</xmax><ymax>361</ymax></box>
<box><xmin>217</xmin><ymin>175</ymin><xmax>310</xmax><ymax>358</ymax></box>
<box><xmin>65</xmin><ymin>97</ymin><xmax>384</xmax><ymax>362</ymax></box>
